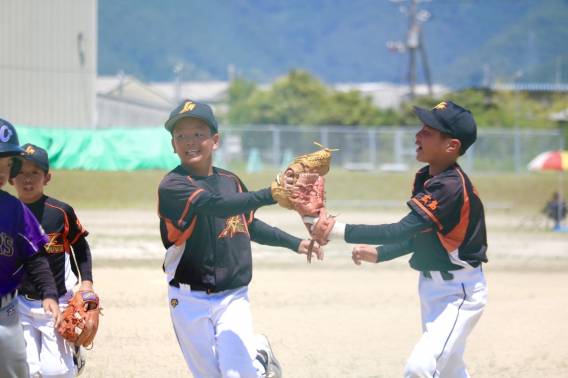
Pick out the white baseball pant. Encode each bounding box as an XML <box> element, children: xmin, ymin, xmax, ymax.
<box><xmin>405</xmin><ymin>266</ymin><xmax>488</xmax><ymax>378</ymax></box>
<box><xmin>18</xmin><ymin>291</ymin><xmax>78</xmax><ymax>378</ymax></box>
<box><xmin>0</xmin><ymin>295</ymin><xmax>30</xmax><ymax>378</ymax></box>
<box><xmin>168</xmin><ymin>283</ymin><xmax>266</xmax><ymax>378</ymax></box>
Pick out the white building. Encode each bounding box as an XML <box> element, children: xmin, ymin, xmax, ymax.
<box><xmin>0</xmin><ymin>0</ymin><xmax>97</xmax><ymax>128</ymax></box>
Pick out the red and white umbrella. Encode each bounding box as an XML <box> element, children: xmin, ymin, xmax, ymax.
<box><xmin>527</xmin><ymin>150</ymin><xmax>568</xmax><ymax>229</ymax></box>
<box><xmin>527</xmin><ymin>150</ymin><xmax>568</xmax><ymax>172</ymax></box>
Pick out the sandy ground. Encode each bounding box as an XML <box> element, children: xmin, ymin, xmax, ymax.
<box><xmin>73</xmin><ymin>208</ymin><xmax>568</xmax><ymax>378</ymax></box>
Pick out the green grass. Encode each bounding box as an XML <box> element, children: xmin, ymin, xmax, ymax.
<box><xmin>2</xmin><ymin>168</ymin><xmax>566</xmax><ymax>213</ymax></box>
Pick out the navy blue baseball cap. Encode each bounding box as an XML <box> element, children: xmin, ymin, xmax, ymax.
<box><xmin>21</xmin><ymin>143</ymin><xmax>49</xmax><ymax>173</ymax></box>
<box><xmin>165</xmin><ymin>99</ymin><xmax>219</xmax><ymax>134</ymax></box>
<box><xmin>0</xmin><ymin>119</ymin><xmax>26</xmax><ymax>158</ymax></box>
<box><xmin>413</xmin><ymin>101</ymin><xmax>477</xmax><ymax>152</ymax></box>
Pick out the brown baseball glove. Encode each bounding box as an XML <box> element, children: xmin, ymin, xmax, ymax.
<box><xmin>57</xmin><ymin>291</ymin><xmax>102</xmax><ymax>348</ymax></box>
<box><xmin>271</xmin><ymin>142</ymin><xmax>338</xmax><ymax>210</ymax></box>
<box><xmin>290</xmin><ymin>173</ymin><xmax>337</xmax><ymax>263</ymax></box>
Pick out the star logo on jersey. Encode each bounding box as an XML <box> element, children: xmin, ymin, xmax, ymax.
<box><xmin>171</xmin><ymin>299</ymin><xmax>179</xmax><ymax>308</ymax></box>
<box><xmin>45</xmin><ymin>233</ymin><xmax>65</xmax><ymax>253</ymax></box>
<box><xmin>7</xmin><ymin>305</ymin><xmax>15</xmax><ymax>316</ymax></box>
<box><xmin>0</xmin><ymin>233</ymin><xmax>14</xmax><ymax>257</ymax></box>
<box><xmin>218</xmin><ymin>215</ymin><xmax>247</xmax><ymax>238</ymax></box>
<box><xmin>433</xmin><ymin>102</ymin><xmax>447</xmax><ymax>110</ymax></box>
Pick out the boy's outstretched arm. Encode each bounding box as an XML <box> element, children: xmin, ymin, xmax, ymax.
<box><xmin>304</xmin><ymin>210</ymin><xmax>431</xmax><ymax>245</ymax></box>
<box><xmin>352</xmin><ymin>239</ymin><xmax>414</xmax><ymax>265</ymax></box>
<box><xmin>248</xmin><ymin>218</ymin><xmax>324</xmax><ymax>261</ymax></box>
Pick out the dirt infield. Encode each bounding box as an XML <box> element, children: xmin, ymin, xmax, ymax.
<box><xmin>76</xmin><ymin>209</ymin><xmax>568</xmax><ymax>378</ymax></box>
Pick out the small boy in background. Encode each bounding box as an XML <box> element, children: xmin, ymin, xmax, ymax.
<box><xmin>10</xmin><ymin>143</ymin><xmax>93</xmax><ymax>377</ymax></box>
<box><xmin>0</xmin><ymin>119</ymin><xmax>61</xmax><ymax>378</ymax></box>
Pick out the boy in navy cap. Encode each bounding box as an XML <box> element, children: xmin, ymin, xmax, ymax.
<box><xmin>10</xmin><ymin>143</ymin><xmax>93</xmax><ymax>377</ymax></box>
<box><xmin>0</xmin><ymin>119</ymin><xmax>61</xmax><ymax>378</ymax></box>
<box><xmin>159</xmin><ymin>100</ymin><xmax>322</xmax><ymax>378</ymax></box>
<box><xmin>304</xmin><ymin>101</ymin><xmax>488</xmax><ymax>377</ymax></box>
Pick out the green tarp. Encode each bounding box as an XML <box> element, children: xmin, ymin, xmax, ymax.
<box><xmin>14</xmin><ymin>126</ymin><xmax>179</xmax><ymax>171</ymax></box>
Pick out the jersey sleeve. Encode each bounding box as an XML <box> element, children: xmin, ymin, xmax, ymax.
<box><xmin>16</xmin><ymin>202</ymin><xmax>49</xmax><ymax>259</ymax></box>
<box><xmin>65</xmin><ymin>206</ymin><xmax>89</xmax><ymax>244</ymax></box>
<box><xmin>158</xmin><ymin>175</ymin><xmax>205</xmax><ymax>233</ymax></box>
<box><xmin>407</xmin><ymin>176</ymin><xmax>462</xmax><ymax>231</ymax></box>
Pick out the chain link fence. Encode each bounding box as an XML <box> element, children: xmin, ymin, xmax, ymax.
<box><xmin>214</xmin><ymin>125</ymin><xmax>564</xmax><ymax>174</ymax></box>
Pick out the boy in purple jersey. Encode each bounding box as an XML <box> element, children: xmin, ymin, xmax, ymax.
<box><xmin>304</xmin><ymin>101</ymin><xmax>488</xmax><ymax>378</ymax></box>
<box><xmin>0</xmin><ymin>119</ymin><xmax>61</xmax><ymax>378</ymax></box>
<box><xmin>10</xmin><ymin>143</ymin><xmax>92</xmax><ymax>377</ymax></box>
<box><xmin>159</xmin><ymin>100</ymin><xmax>322</xmax><ymax>378</ymax></box>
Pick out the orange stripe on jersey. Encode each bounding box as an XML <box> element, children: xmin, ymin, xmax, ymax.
<box><xmin>411</xmin><ymin>198</ymin><xmax>443</xmax><ymax>230</ymax></box>
<box><xmin>246</xmin><ymin>210</ymin><xmax>254</xmax><ymax>225</ymax></box>
<box><xmin>45</xmin><ymin>203</ymin><xmax>71</xmax><ymax>253</ymax></box>
<box><xmin>218</xmin><ymin>172</ymin><xmax>243</xmax><ymax>193</ymax></box>
<box><xmin>70</xmin><ymin>228</ymin><xmax>86</xmax><ymax>245</ymax></box>
<box><xmin>178</xmin><ymin>188</ymin><xmax>205</xmax><ymax>227</ymax></box>
<box><xmin>165</xmin><ymin>217</ymin><xmax>198</xmax><ymax>246</ymax></box>
<box><xmin>436</xmin><ymin>165</ymin><xmax>470</xmax><ymax>253</ymax></box>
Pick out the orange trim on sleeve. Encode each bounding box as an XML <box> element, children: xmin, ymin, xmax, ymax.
<box><xmin>218</xmin><ymin>172</ymin><xmax>243</xmax><ymax>193</ymax></box>
<box><xmin>178</xmin><ymin>188</ymin><xmax>205</xmax><ymax>227</ymax></box>
<box><xmin>70</xmin><ymin>229</ymin><xmax>86</xmax><ymax>245</ymax></box>
<box><xmin>411</xmin><ymin>198</ymin><xmax>443</xmax><ymax>230</ymax></box>
<box><xmin>165</xmin><ymin>217</ymin><xmax>198</xmax><ymax>246</ymax></box>
<box><xmin>45</xmin><ymin>203</ymin><xmax>71</xmax><ymax>253</ymax></box>
<box><xmin>436</xmin><ymin>166</ymin><xmax>470</xmax><ymax>253</ymax></box>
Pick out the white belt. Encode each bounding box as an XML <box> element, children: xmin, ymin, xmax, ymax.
<box><xmin>0</xmin><ymin>290</ymin><xmax>17</xmax><ymax>309</ymax></box>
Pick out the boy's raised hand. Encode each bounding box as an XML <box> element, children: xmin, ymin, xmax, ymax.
<box><xmin>298</xmin><ymin>240</ymin><xmax>324</xmax><ymax>261</ymax></box>
<box><xmin>352</xmin><ymin>244</ymin><xmax>378</xmax><ymax>265</ymax></box>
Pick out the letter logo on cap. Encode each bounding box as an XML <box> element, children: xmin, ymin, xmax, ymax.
<box><xmin>0</xmin><ymin>125</ymin><xmax>12</xmax><ymax>142</ymax></box>
<box><xmin>180</xmin><ymin>101</ymin><xmax>196</xmax><ymax>114</ymax></box>
<box><xmin>433</xmin><ymin>102</ymin><xmax>447</xmax><ymax>110</ymax></box>
<box><xmin>26</xmin><ymin>146</ymin><xmax>35</xmax><ymax>154</ymax></box>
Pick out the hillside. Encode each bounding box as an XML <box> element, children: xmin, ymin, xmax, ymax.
<box><xmin>98</xmin><ymin>0</ymin><xmax>568</xmax><ymax>87</ymax></box>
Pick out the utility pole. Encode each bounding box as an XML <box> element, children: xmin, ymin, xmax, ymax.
<box><xmin>174</xmin><ymin>63</ymin><xmax>184</xmax><ymax>105</ymax></box>
<box><xmin>387</xmin><ymin>0</ymin><xmax>433</xmax><ymax>99</ymax></box>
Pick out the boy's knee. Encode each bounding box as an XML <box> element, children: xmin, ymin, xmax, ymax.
<box><xmin>404</xmin><ymin>353</ymin><xmax>436</xmax><ymax>378</ymax></box>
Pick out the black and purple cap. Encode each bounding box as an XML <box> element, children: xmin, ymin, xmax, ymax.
<box><xmin>0</xmin><ymin>119</ymin><xmax>26</xmax><ymax>178</ymax></box>
<box><xmin>21</xmin><ymin>143</ymin><xmax>49</xmax><ymax>173</ymax></box>
<box><xmin>165</xmin><ymin>99</ymin><xmax>218</xmax><ymax>134</ymax></box>
<box><xmin>0</xmin><ymin>119</ymin><xmax>26</xmax><ymax>158</ymax></box>
<box><xmin>413</xmin><ymin>101</ymin><xmax>477</xmax><ymax>152</ymax></box>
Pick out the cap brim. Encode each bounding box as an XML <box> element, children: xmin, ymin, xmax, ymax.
<box><xmin>23</xmin><ymin>156</ymin><xmax>49</xmax><ymax>172</ymax></box>
<box><xmin>0</xmin><ymin>144</ymin><xmax>26</xmax><ymax>157</ymax></box>
<box><xmin>165</xmin><ymin>114</ymin><xmax>217</xmax><ymax>133</ymax></box>
<box><xmin>412</xmin><ymin>106</ymin><xmax>447</xmax><ymax>133</ymax></box>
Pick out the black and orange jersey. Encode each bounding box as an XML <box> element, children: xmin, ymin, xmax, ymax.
<box><xmin>158</xmin><ymin>166</ymin><xmax>300</xmax><ymax>292</ymax></box>
<box><xmin>18</xmin><ymin>195</ymin><xmax>90</xmax><ymax>298</ymax></box>
<box><xmin>407</xmin><ymin>163</ymin><xmax>488</xmax><ymax>271</ymax></box>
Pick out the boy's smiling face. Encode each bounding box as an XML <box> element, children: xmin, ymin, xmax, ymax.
<box><xmin>0</xmin><ymin>157</ymin><xmax>14</xmax><ymax>189</ymax></box>
<box><xmin>171</xmin><ymin>117</ymin><xmax>219</xmax><ymax>176</ymax></box>
<box><xmin>415</xmin><ymin>124</ymin><xmax>460</xmax><ymax>164</ymax></box>
<box><xmin>9</xmin><ymin>161</ymin><xmax>50</xmax><ymax>204</ymax></box>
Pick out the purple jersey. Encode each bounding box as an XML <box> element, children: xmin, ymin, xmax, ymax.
<box><xmin>0</xmin><ymin>190</ymin><xmax>49</xmax><ymax>296</ymax></box>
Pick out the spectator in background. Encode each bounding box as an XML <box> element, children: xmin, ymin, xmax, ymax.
<box><xmin>542</xmin><ymin>192</ymin><xmax>567</xmax><ymax>229</ymax></box>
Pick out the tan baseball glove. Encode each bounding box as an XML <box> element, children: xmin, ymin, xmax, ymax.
<box><xmin>58</xmin><ymin>291</ymin><xmax>102</xmax><ymax>348</ymax></box>
<box><xmin>271</xmin><ymin>142</ymin><xmax>338</xmax><ymax>210</ymax></box>
<box><xmin>290</xmin><ymin>173</ymin><xmax>337</xmax><ymax>263</ymax></box>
